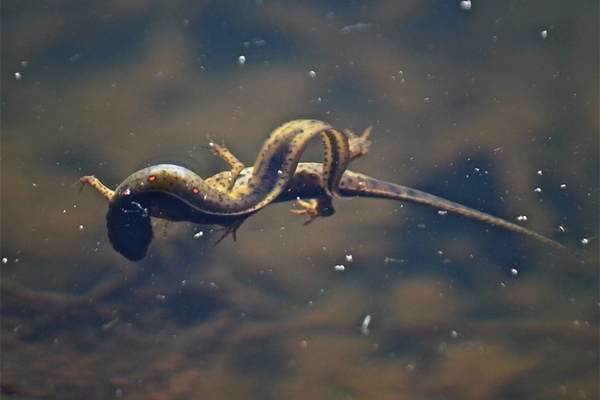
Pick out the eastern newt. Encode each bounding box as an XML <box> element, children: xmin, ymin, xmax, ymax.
<box><xmin>80</xmin><ymin>119</ymin><xmax>564</xmax><ymax>261</ymax></box>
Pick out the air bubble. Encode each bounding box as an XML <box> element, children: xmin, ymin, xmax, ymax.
<box><xmin>308</xmin><ymin>70</ymin><xmax>317</xmax><ymax>79</ymax></box>
<box><xmin>580</xmin><ymin>237</ymin><xmax>589</xmax><ymax>245</ymax></box>
<box><xmin>510</xmin><ymin>268</ymin><xmax>518</xmax><ymax>276</ymax></box>
<box><xmin>459</xmin><ymin>0</ymin><xmax>472</xmax><ymax>11</ymax></box>
<box><xmin>14</xmin><ymin>72</ymin><xmax>22</xmax><ymax>80</ymax></box>
<box><xmin>345</xmin><ymin>254</ymin><xmax>353</xmax><ymax>263</ymax></box>
<box><xmin>334</xmin><ymin>264</ymin><xmax>345</xmax><ymax>271</ymax></box>
<box><xmin>238</xmin><ymin>55</ymin><xmax>246</xmax><ymax>65</ymax></box>
<box><xmin>540</xmin><ymin>29</ymin><xmax>548</xmax><ymax>39</ymax></box>
<box><xmin>193</xmin><ymin>231</ymin><xmax>204</xmax><ymax>239</ymax></box>
<box><xmin>533</xmin><ymin>187</ymin><xmax>542</xmax><ymax>193</ymax></box>
<box><xmin>516</xmin><ymin>215</ymin><xmax>528</xmax><ymax>222</ymax></box>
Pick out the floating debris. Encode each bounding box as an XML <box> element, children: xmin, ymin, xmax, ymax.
<box><xmin>308</xmin><ymin>70</ymin><xmax>317</xmax><ymax>79</ymax></box>
<box><xmin>14</xmin><ymin>72</ymin><xmax>22</xmax><ymax>80</ymax></box>
<box><xmin>533</xmin><ymin>187</ymin><xmax>542</xmax><ymax>193</ymax></box>
<box><xmin>360</xmin><ymin>314</ymin><xmax>371</xmax><ymax>336</ymax></box>
<box><xmin>193</xmin><ymin>231</ymin><xmax>204</xmax><ymax>239</ymax></box>
<box><xmin>516</xmin><ymin>215</ymin><xmax>528</xmax><ymax>222</ymax></box>
<box><xmin>537</xmin><ymin>169</ymin><xmax>543</xmax><ymax>176</ymax></box>
<box><xmin>580</xmin><ymin>237</ymin><xmax>589</xmax><ymax>245</ymax></box>
<box><xmin>450</xmin><ymin>330</ymin><xmax>459</xmax><ymax>339</ymax></box>
<box><xmin>560</xmin><ymin>183</ymin><xmax>567</xmax><ymax>189</ymax></box>
<box><xmin>383</xmin><ymin>257</ymin><xmax>406</xmax><ymax>264</ymax></box>
<box><xmin>334</xmin><ymin>264</ymin><xmax>345</xmax><ymax>272</ymax></box>
<box><xmin>101</xmin><ymin>318</ymin><xmax>118</xmax><ymax>332</ymax></box>
<box><xmin>1</xmin><ymin>257</ymin><xmax>7</xmax><ymax>264</ymax></box>
<box><xmin>557</xmin><ymin>225</ymin><xmax>566</xmax><ymax>233</ymax></box>
<box><xmin>339</xmin><ymin>22</ymin><xmax>371</xmax><ymax>34</ymax></box>
<box><xmin>540</xmin><ymin>29</ymin><xmax>548</xmax><ymax>39</ymax></box>
<box><xmin>510</xmin><ymin>268</ymin><xmax>519</xmax><ymax>276</ymax></box>
<box><xmin>238</xmin><ymin>55</ymin><xmax>246</xmax><ymax>65</ymax></box>
<box><xmin>345</xmin><ymin>254</ymin><xmax>353</xmax><ymax>263</ymax></box>
<box><xmin>437</xmin><ymin>210</ymin><xmax>448</xmax><ymax>215</ymax></box>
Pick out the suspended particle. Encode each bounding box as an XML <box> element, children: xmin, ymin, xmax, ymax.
<box><xmin>238</xmin><ymin>55</ymin><xmax>246</xmax><ymax>65</ymax></box>
<box><xmin>459</xmin><ymin>0</ymin><xmax>472</xmax><ymax>11</ymax></box>
<box><xmin>308</xmin><ymin>70</ymin><xmax>317</xmax><ymax>79</ymax></box>
<box><xmin>360</xmin><ymin>314</ymin><xmax>371</xmax><ymax>336</ymax></box>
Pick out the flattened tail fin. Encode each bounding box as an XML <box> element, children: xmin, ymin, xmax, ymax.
<box><xmin>339</xmin><ymin>173</ymin><xmax>570</xmax><ymax>253</ymax></box>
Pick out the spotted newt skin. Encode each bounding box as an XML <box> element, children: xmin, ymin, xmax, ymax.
<box><xmin>80</xmin><ymin>119</ymin><xmax>564</xmax><ymax>261</ymax></box>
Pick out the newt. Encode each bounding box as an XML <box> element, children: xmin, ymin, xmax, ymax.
<box><xmin>80</xmin><ymin>119</ymin><xmax>564</xmax><ymax>261</ymax></box>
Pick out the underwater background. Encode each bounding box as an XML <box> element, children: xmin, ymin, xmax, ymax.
<box><xmin>1</xmin><ymin>1</ymin><xmax>598</xmax><ymax>399</ymax></box>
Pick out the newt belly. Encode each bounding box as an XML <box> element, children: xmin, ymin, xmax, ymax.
<box><xmin>80</xmin><ymin>120</ymin><xmax>564</xmax><ymax>261</ymax></box>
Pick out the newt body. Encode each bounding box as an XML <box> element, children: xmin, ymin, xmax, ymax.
<box><xmin>80</xmin><ymin>120</ymin><xmax>563</xmax><ymax>261</ymax></box>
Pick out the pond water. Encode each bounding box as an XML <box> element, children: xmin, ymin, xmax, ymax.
<box><xmin>1</xmin><ymin>1</ymin><xmax>598</xmax><ymax>399</ymax></box>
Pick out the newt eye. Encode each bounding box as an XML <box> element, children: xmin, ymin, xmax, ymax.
<box><xmin>148</xmin><ymin>175</ymin><xmax>157</xmax><ymax>182</ymax></box>
<box><xmin>192</xmin><ymin>187</ymin><xmax>199</xmax><ymax>194</ymax></box>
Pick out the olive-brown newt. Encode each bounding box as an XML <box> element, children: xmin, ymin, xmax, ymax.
<box><xmin>80</xmin><ymin>119</ymin><xmax>564</xmax><ymax>261</ymax></box>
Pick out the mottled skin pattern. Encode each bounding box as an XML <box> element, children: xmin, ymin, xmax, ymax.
<box><xmin>80</xmin><ymin>119</ymin><xmax>564</xmax><ymax>261</ymax></box>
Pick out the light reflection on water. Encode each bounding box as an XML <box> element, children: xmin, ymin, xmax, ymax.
<box><xmin>1</xmin><ymin>1</ymin><xmax>598</xmax><ymax>399</ymax></box>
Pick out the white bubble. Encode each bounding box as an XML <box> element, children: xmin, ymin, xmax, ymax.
<box><xmin>540</xmin><ymin>29</ymin><xmax>548</xmax><ymax>39</ymax></box>
<box><xmin>334</xmin><ymin>264</ymin><xmax>345</xmax><ymax>271</ymax></box>
<box><xmin>14</xmin><ymin>72</ymin><xmax>22</xmax><ymax>80</ymax></box>
<box><xmin>345</xmin><ymin>254</ymin><xmax>353</xmax><ymax>263</ymax></box>
<box><xmin>238</xmin><ymin>55</ymin><xmax>246</xmax><ymax>65</ymax></box>
<box><xmin>193</xmin><ymin>231</ymin><xmax>204</xmax><ymax>239</ymax></box>
<box><xmin>533</xmin><ymin>187</ymin><xmax>542</xmax><ymax>193</ymax></box>
<box><xmin>450</xmin><ymin>330</ymin><xmax>459</xmax><ymax>339</ymax></box>
<box><xmin>537</xmin><ymin>169</ymin><xmax>543</xmax><ymax>176</ymax></box>
<box><xmin>516</xmin><ymin>215</ymin><xmax>528</xmax><ymax>222</ymax></box>
<box><xmin>1</xmin><ymin>257</ymin><xmax>7</xmax><ymax>264</ymax></box>
<box><xmin>459</xmin><ymin>0</ymin><xmax>472</xmax><ymax>11</ymax></box>
<box><xmin>580</xmin><ymin>237</ymin><xmax>589</xmax><ymax>245</ymax></box>
<box><xmin>560</xmin><ymin>183</ymin><xmax>567</xmax><ymax>189</ymax></box>
<box><xmin>308</xmin><ymin>70</ymin><xmax>317</xmax><ymax>79</ymax></box>
<box><xmin>437</xmin><ymin>210</ymin><xmax>448</xmax><ymax>215</ymax></box>
<box><xmin>510</xmin><ymin>268</ymin><xmax>518</xmax><ymax>276</ymax></box>
<box><xmin>78</xmin><ymin>224</ymin><xmax>84</xmax><ymax>231</ymax></box>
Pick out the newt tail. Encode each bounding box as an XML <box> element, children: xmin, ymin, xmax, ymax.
<box><xmin>337</xmin><ymin>170</ymin><xmax>566</xmax><ymax>251</ymax></box>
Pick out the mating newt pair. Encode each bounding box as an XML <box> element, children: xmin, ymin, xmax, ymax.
<box><xmin>80</xmin><ymin>119</ymin><xmax>564</xmax><ymax>261</ymax></box>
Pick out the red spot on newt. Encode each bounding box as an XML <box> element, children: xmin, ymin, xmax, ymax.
<box><xmin>192</xmin><ymin>187</ymin><xmax>199</xmax><ymax>194</ymax></box>
<box><xmin>148</xmin><ymin>175</ymin><xmax>157</xmax><ymax>182</ymax></box>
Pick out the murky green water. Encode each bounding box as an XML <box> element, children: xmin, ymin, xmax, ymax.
<box><xmin>1</xmin><ymin>1</ymin><xmax>598</xmax><ymax>399</ymax></box>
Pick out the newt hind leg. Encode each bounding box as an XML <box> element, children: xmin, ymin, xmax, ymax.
<box><xmin>205</xmin><ymin>140</ymin><xmax>245</xmax><ymax>191</ymax></box>
<box><xmin>79</xmin><ymin>176</ymin><xmax>114</xmax><ymax>200</ymax></box>
<box><xmin>290</xmin><ymin>196</ymin><xmax>335</xmax><ymax>225</ymax></box>
<box><xmin>346</xmin><ymin>126</ymin><xmax>372</xmax><ymax>161</ymax></box>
